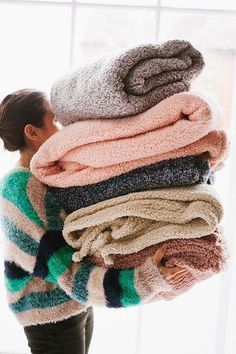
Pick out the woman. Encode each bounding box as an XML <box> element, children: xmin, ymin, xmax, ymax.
<box><xmin>0</xmin><ymin>89</ymin><xmax>190</xmax><ymax>354</ymax></box>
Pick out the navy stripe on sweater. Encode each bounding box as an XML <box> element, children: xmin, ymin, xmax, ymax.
<box><xmin>103</xmin><ymin>269</ymin><xmax>122</xmax><ymax>308</ymax></box>
<box><xmin>34</xmin><ymin>230</ymin><xmax>66</xmax><ymax>278</ymax></box>
<box><xmin>4</xmin><ymin>261</ymin><xmax>30</xmax><ymax>279</ymax></box>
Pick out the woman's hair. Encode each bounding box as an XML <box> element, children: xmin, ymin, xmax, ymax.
<box><xmin>0</xmin><ymin>89</ymin><xmax>47</xmax><ymax>151</ymax></box>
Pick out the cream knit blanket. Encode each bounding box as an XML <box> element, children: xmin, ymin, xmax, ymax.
<box><xmin>63</xmin><ymin>185</ymin><xmax>223</xmax><ymax>265</ymax></box>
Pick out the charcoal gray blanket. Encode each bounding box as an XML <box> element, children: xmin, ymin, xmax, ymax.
<box><xmin>51</xmin><ymin>40</ymin><xmax>205</xmax><ymax>125</ymax></box>
<box><xmin>49</xmin><ymin>156</ymin><xmax>213</xmax><ymax>214</ymax></box>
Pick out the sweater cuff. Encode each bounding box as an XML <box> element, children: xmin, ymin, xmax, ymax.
<box><xmin>135</xmin><ymin>257</ymin><xmax>172</xmax><ymax>303</ymax></box>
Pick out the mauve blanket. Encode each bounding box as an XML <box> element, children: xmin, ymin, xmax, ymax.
<box><xmin>62</xmin><ymin>185</ymin><xmax>223</xmax><ymax>265</ymax></box>
<box><xmin>86</xmin><ymin>230</ymin><xmax>227</xmax><ymax>271</ymax></box>
<box><xmin>151</xmin><ymin>234</ymin><xmax>228</xmax><ymax>301</ymax></box>
<box><xmin>31</xmin><ymin>93</ymin><xmax>228</xmax><ymax>188</ymax></box>
<box><xmin>153</xmin><ymin>230</ymin><xmax>228</xmax><ymax>301</ymax></box>
<box><xmin>49</xmin><ymin>156</ymin><xmax>214</xmax><ymax>214</ymax></box>
<box><xmin>51</xmin><ymin>40</ymin><xmax>204</xmax><ymax>124</ymax></box>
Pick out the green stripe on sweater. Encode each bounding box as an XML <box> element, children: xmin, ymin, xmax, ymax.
<box><xmin>46</xmin><ymin>245</ymin><xmax>74</xmax><ymax>284</ymax></box>
<box><xmin>0</xmin><ymin>171</ymin><xmax>44</xmax><ymax>228</ymax></box>
<box><xmin>10</xmin><ymin>287</ymin><xmax>71</xmax><ymax>313</ymax></box>
<box><xmin>119</xmin><ymin>269</ymin><xmax>141</xmax><ymax>306</ymax></box>
<box><xmin>5</xmin><ymin>275</ymin><xmax>33</xmax><ymax>292</ymax></box>
<box><xmin>0</xmin><ymin>216</ymin><xmax>38</xmax><ymax>256</ymax></box>
<box><xmin>72</xmin><ymin>262</ymin><xmax>95</xmax><ymax>304</ymax></box>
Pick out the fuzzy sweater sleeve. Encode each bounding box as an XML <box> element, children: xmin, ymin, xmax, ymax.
<box><xmin>0</xmin><ymin>169</ymin><xmax>171</xmax><ymax>308</ymax></box>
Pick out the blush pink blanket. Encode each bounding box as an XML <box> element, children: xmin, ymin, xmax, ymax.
<box><xmin>31</xmin><ymin>93</ymin><xmax>228</xmax><ymax>188</ymax></box>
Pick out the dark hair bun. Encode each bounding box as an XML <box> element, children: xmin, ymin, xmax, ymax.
<box><xmin>0</xmin><ymin>89</ymin><xmax>47</xmax><ymax>152</ymax></box>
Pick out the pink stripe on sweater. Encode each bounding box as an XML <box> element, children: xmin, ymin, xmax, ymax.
<box><xmin>3</xmin><ymin>239</ymin><xmax>36</xmax><ymax>273</ymax></box>
<box><xmin>26</xmin><ymin>176</ymin><xmax>48</xmax><ymax>228</ymax></box>
<box><xmin>86</xmin><ymin>266</ymin><xmax>107</xmax><ymax>306</ymax></box>
<box><xmin>0</xmin><ymin>198</ymin><xmax>44</xmax><ymax>242</ymax></box>
<box><xmin>7</xmin><ymin>277</ymin><xmax>58</xmax><ymax>303</ymax></box>
<box><xmin>15</xmin><ymin>300</ymin><xmax>86</xmax><ymax>327</ymax></box>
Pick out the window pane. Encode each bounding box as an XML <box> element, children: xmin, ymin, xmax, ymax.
<box><xmin>76</xmin><ymin>0</ymin><xmax>158</xmax><ymax>6</ymax></box>
<box><xmin>140</xmin><ymin>278</ymin><xmax>223</xmax><ymax>354</ymax></box>
<box><xmin>89</xmin><ymin>307</ymin><xmax>140</xmax><ymax>354</ymax></box>
<box><xmin>162</xmin><ymin>0</ymin><xmax>236</xmax><ymax>10</ymax></box>
<box><xmin>0</xmin><ymin>3</ymin><xmax>71</xmax><ymax>100</ymax></box>
<box><xmin>73</xmin><ymin>7</ymin><xmax>157</xmax><ymax>64</ymax></box>
<box><xmin>28</xmin><ymin>0</ymin><xmax>72</xmax><ymax>2</ymax></box>
<box><xmin>159</xmin><ymin>10</ymin><xmax>236</xmax><ymax>128</ymax></box>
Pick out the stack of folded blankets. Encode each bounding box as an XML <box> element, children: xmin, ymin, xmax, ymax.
<box><xmin>31</xmin><ymin>39</ymin><xmax>229</xmax><ymax>301</ymax></box>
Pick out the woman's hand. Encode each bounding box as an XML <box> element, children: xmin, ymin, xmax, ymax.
<box><xmin>152</xmin><ymin>245</ymin><xmax>191</xmax><ymax>286</ymax></box>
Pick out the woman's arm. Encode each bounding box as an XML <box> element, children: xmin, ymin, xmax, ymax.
<box><xmin>0</xmin><ymin>170</ymin><xmax>171</xmax><ymax>308</ymax></box>
<box><xmin>36</xmin><ymin>230</ymin><xmax>171</xmax><ymax>307</ymax></box>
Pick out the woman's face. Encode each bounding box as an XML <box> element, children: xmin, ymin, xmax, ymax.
<box><xmin>39</xmin><ymin>100</ymin><xmax>62</xmax><ymax>144</ymax></box>
<box><xmin>23</xmin><ymin>98</ymin><xmax>62</xmax><ymax>151</ymax></box>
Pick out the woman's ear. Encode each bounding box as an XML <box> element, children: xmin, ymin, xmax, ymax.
<box><xmin>24</xmin><ymin>124</ymin><xmax>39</xmax><ymax>142</ymax></box>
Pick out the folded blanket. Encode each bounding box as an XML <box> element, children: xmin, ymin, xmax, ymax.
<box><xmin>31</xmin><ymin>93</ymin><xmax>228</xmax><ymax>188</ymax></box>
<box><xmin>49</xmin><ymin>156</ymin><xmax>214</xmax><ymax>214</ymax></box>
<box><xmin>86</xmin><ymin>230</ymin><xmax>227</xmax><ymax>270</ymax></box>
<box><xmin>62</xmin><ymin>185</ymin><xmax>223</xmax><ymax>265</ymax></box>
<box><xmin>51</xmin><ymin>40</ymin><xmax>204</xmax><ymax>124</ymax></box>
<box><xmin>151</xmin><ymin>239</ymin><xmax>228</xmax><ymax>302</ymax></box>
<box><xmin>153</xmin><ymin>232</ymin><xmax>228</xmax><ymax>301</ymax></box>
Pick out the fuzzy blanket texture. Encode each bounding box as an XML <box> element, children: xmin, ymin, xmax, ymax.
<box><xmin>86</xmin><ymin>229</ymin><xmax>227</xmax><ymax>270</ymax></box>
<box><xmin>31</xmin><ymin>93</ymin><xmax>228</xmax><ymax>188</ymax></box>
<box><xmin>49</xmin><ymin>156</ymin><xmax>214</xmax><ymax>214</ymax></box>
<box><xmin>50</xmin><ymin>40</ymin><xmax>205</xmax><ymax>124</ymax></box>
<box><xmin>62</xmin><ymin>185</ymin><xmax>223</xmax><ymax>265</ymax></box>
<box><xmin>150</xmin><ymin>232</ymin><xmax>228</xmax><ymax>301</ymax></box>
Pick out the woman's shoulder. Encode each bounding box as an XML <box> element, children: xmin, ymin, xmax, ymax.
<box><xmin>0</xmin><ymin>166</ymin><xmax>49</xmax><ymax>228</ymax></box>
<box><xmin>1</xmin><ymin>164</ymin><xmax>29</xmax><ymax>184</ymax></box>
<box><xmin>0</xmin><ymin>166</ymin><xmax>45</xmax><ymax>200</ymax></box>
<box><xmin>0</xmin><ymin>166</ymin><xmax>64</xmax><ymax>230</ymax></box>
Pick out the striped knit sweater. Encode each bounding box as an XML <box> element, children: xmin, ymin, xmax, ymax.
<box><xmin>0</xmin><ymin>166</ymin><xmax>170</xmax><ymax>327</ymax></box>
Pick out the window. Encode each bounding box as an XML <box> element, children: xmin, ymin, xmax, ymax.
<box><xmin>0</xmin><ymin>1</ymin><xmax>235</xmax><ymax>353</ymax></box>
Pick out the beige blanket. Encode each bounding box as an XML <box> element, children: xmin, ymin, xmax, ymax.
<box><xmin>63</xmin><ymin>185</ymin><xmax>223</xmax><ymax>265</ymax></box>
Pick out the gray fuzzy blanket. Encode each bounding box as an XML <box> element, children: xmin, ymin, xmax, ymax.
<box><xmin>49</xmin><ymin>156</ymin><xmax>213</xmax><ymax>214</ymax></box>
<box><xmin>51</xmin><ymin>40</ymin><xmax>205</xmax><ymax>125</ymax></box>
